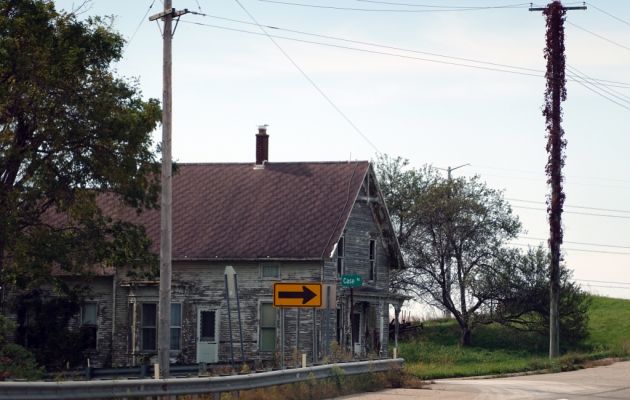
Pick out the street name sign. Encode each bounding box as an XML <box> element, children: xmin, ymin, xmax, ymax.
<box><xmin>273</xmin><ymin>283</ymin><xmax>322</xmax><ymax>308</ymax></box>
<box><xmin>341</xmin><ymin>274</ymin><xmax>363</xmax><ymax>288</ymax></box>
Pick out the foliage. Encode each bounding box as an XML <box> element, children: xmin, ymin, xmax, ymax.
<box><xmin>0</xmin><ymin>0</ymin><xmax>161</xmax><ymax>292</ymax></box>
<box><xmin>376</xmin><ymin>155</ymin><xmax>521</xmax><ymax>346</ymax></box>
<box><xmin>483</xmin><ymin>246</ymin><xmax>591</xmax><ymax>346</ymax></box>
<box><xmin>0</xmin><ymin>314</ymin><xmax>42</xmax><ymax>380</ymax></box>
<box><xmin>13</xmin><ymin>288</ymin><xmax>95</xmax><ymax>370</ymax></box>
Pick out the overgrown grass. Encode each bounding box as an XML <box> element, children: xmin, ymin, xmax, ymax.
<box><xmin>401</xmin><ymin>296</ymin><xmax>630</xmax><ymax>380</ymax></box>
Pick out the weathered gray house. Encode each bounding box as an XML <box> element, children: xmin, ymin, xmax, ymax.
<box><xmin>67</xmin><ymin>128</ymin><xmax>405</xmax><ymax>368</ymax></box>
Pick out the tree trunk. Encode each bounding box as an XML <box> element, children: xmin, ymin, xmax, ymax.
<box><xmin>460</xmin><ymin>326</ymin><xmax>472</xmax><ymax>347</ymax></box>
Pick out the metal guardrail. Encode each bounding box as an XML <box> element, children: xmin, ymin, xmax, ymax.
<box><xmin>0</xmin><ymin>358</ymin><xmax>403</xmax><ymax>400</ymax></box>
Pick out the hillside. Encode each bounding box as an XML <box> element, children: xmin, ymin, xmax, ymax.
<box><xmin>401</xmin><ymin>296</ymin><xmax>630</xmax><ymax>379</ymax></box>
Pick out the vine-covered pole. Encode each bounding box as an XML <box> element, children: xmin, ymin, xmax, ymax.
<box><xmin>530</xmin><ymin>1</ymin><xmax>586</xmax><ymax>358</ymax></box>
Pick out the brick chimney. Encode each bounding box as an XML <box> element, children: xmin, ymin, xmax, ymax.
<box><xmin>256</xmin><ymin>125</ymin><xmax>269</xmax><ymax>166</ymax></box>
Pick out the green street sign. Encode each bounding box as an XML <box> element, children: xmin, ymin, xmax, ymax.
<box><xmin>341</xmin><ymin>274</ymin><xmax>363</xmax><ymax>288</ymax></box>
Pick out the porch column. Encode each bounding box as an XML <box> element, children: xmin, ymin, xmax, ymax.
<box><xmin>394</xmin><ymin>303</ymin><xmax>401</xmax><ymax>350</ymax></box>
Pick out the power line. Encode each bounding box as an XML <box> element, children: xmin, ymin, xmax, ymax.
<box><xmin>508</xmin><ymin>198</ymin><xmax>630</xmax><ymax>215</ymax></box>
<box><xmin>579</xmin><ymin>283</ymin><xmax>630</xmax><ymax>290</ymax></box>
<box><xmin>567</xmin><ymin>21</ymin><xmax>630</xmax><ymax>52</ymax></box>
<box><xmin>355</xmin><ymin>0</ymin><xmax>528</xmax><ymax>9</ymax></box>
<box><xmin>188</xmin><ymin>12</ymin><xmax>630</xmax><ymax>90</ymax></box>
<box><xmin>257</xmin><ymin>0</ymin><xmax>530</xmax><ymax>12</ymax></box>
<box><xmin>567</xmin><ymin>65</ymin><xmax>630</xmax><ymax>104</ymax></box>
<box><xmin>519</xmin><ymin>236</ymin><xmax>630</xmax><ymax>250</ymax></box>
<box><xmin>512</xmin><ymin>205</ymin><xmax>630</xmax><ymax>220</ymax></box>
<box><xmin>472</xmin><ymin>164</ymin><xmax>630</xmax><ymax>186</ymax></box>
<box><xmin>575</xmin><ymin>278</ymin><xmax>630</xmax><ymax>286</ymax></box>
<box><xmin>511</xmin><ymin>243</ymin><xmax>630</xmax><ymax>256</ymax></box>
<box><xmin>231</xmin><ymin>0</ymin><xmax>380</xmax><ymax>153</ymax></box>
<box><xmin>182</xmin><ymin>20</ymin><xmax>551</xmax><ymax>79</ymax></box>
<box><xmin>129</xmin><ymin>0</ymin><xmax>157</xmax><ymax>46</ymax></box>
<box><xmin>586</xmin><ymin>2</ymin><xmax>630</xmax><ymax>27</ymax></box>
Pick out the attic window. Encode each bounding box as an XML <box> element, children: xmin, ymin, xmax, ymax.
<box><xmin>262</xmin><ymin>264</ymin><xmax>279</xmax><ymax>278</ymax></box>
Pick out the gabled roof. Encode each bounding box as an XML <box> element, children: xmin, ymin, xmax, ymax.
<box><xmin>100</xmin><ymin>161</ymin><xmax>369</xmax><ymax>261</ymax></box>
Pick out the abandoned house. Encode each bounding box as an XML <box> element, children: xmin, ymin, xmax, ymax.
<box><xmin>28</xmin><ymin>127</ymin><xmax>406</xmax><ymax>368</ymax></box>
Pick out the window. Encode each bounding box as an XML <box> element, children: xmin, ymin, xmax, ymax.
<box><xmin>81</xmin><ymin>302</ymin><xmax>98</xmax><ymax>349</ymax></box>
<box><xmin>81</xmin><ymin>302</ymin><xmax>97</xmax><ymax>325</ymax></box>
<box><xmin>259</xmin><ymin>303</ymin><xmax>276</xmax><ymax>351</ymax></box>
<box><xmin>369</xmin><ymin>239</ymin><xmax>376</xmax><ymax>281</ymax></box>
<box><xmin>141</xmin><ymin>303</ymin><xmax>157</xmax><ymax>351</ymax></box>
<box><xmin>262</xmin><ymin>264</ymin><xmax>279</xmax><ymax>278</ymax></box>
<box><xmin>141</xmin><ymin>303</ymin><xmax>182</xmax><ymax>351</ymax></box>
<box><xmin>337</xmin><ymin>236</ymin><xmax>345</xmax><ymax>275</ymax></box>
<box><xmin>171</xmin><ymin>303</ymin><xmax>182</xmax><ymax>351</ymax></box>
<box><xmin>199</xmin><ymin>310</ymin><xmax>216</xmax><ymax>342</ymax></box>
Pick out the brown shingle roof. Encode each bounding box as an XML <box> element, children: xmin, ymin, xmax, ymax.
<box><xmin>100</xmin><ymin>161</ymin><xmax>369</xmax><ymax>260</ymax></box>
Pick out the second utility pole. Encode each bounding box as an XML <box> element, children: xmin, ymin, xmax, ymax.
<box><xmin>530</xmin><ymin>1</ymin><xmax>585</xmax><ymax>359</ymax></box>
<box><xmin>150</xmin><ymin>1</ymin><xmax>189</xmax><ymax>379</ymax></box>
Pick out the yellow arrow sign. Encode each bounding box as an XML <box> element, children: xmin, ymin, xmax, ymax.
<box><xmin>273</xmin><ymin>283</ymin><xmax>322</xmax><ymax>308</ymax></box>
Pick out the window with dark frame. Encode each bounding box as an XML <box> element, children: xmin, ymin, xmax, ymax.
<box><xmin>337</xmin><ymin>236</ymin><xmax>345</xmax><ymax>275</ymax></box>
<box><xmin>140</xmin><ymin>303</ymin><xmax>181</xmax><ymax>351</ymax></box>
<box><xmin>259</xmin><ymin>303</ymin><xmax>276</xmax><ymax>351</ymax></box>
<box><xmin>369</xmin><ymin>239</ymin><xmax>376</xmax><ymax>281</ymax></box>
<box><xmin>141</xmin><ymin>303</ymin><xmax>157</xmax><ymax>351</ymax></box>
<box><xmin>170</xmin><ymin>303</ymin><xmax>182</xmax><ymax>351</ymax></box>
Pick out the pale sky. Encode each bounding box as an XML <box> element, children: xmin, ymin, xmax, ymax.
<box><xmin>55</xmin><ymin>0</ymin><xmax>630</xmax><ymax>300</ymax></box>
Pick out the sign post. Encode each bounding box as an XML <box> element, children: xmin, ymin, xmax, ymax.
<box><xmin>341</xmin><ymin>275</ymin><xmax>362</xmax><ymax>356</ymax></box>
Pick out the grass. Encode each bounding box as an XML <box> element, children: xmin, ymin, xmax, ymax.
<box><xmin>401</xmin><ymin>296</ymin><xmax>630</xmax><ymax>380</ymax></box>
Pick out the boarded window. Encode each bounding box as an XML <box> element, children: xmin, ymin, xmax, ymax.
<box><xmin>259</xmin><ymin>303</ymin><xmax>276</xmax><ymax>351</ymax></box>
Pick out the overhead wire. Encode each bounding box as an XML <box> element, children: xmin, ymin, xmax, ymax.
<box><xmin>586</xmin><ymin>2</ymin><xmax>630</xmax><ymax>28</ymax></box>
<box><xmin>355</xmin><ymin>0</ymin><xmax>528</xmax><ymax>9</ymax></box>
<box><xmin>566</xmin><ymin>21</ymin><xmax>630</xmax><ymax>52</ymax></box>
<box><xmin>128</xmin><ymin>0</ymin><xmax>157</xmax><ymax>46</ymax></box>
<box><xmin>567</xmin><ymin>65</ymin><xmax>630</xmax><ymax>105</ymax></box>
<box><xmin>508</xmin><ymin>198</ymin><xmax>630</xmax><ymax>215</ymax></box>
<box><xmin>510</xmin><ymin>243</ymin><xmax>630</xmax><ymax>256</ymax></box>
<box><xmin>230</xmin><ymin>0</ymin><xmax>380</xmax><ymax>153</ymax></box>
<box><xmin>512</xmin><ymin>205</ymin><xmax>630</xmax><ymax>220</ymax></box>
<box><xmin>519</xmin><ymin>236</ymin><xmax>630</xmax><ymax>250</ymax></box>
<box><xmin>257</xmin><ymin>0</ymin><xmax>530</xmax><ymax>12</ymax></box>
<box><xmin>183</xmin><ymin>17</ymin><xmax>630</xmax><ymax>93</ymax></box>
<box><xmin>187</xmin><ymin>12</ymin><xmax>630</xmax><ymax>92</ymax></box>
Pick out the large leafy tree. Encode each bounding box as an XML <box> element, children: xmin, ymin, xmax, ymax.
<box><xmin>0</xmin><ymin>0</ymin><xmax>161</xmax><ymax>295</ymax></box>
<box><xmin>376</xmin><ymin>155</ymin><xmax>521</xmax><ymax>346</ymax></box>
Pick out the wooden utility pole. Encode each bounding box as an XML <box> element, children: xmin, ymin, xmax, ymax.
<box><xmin>530</xmin><ymin>1</ymin><xmax>585</xmax><ymax>359</ymax></box>
<box><xmin>149</xmin><ymin>2</ymin><xmax>189</xmax><ymax>379</ymax></box>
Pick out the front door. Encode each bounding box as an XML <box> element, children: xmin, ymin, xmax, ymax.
<box><xmin>197</xmin><ymin>308</ymin><xmax>219</xmax><ymax>363</ymax></box>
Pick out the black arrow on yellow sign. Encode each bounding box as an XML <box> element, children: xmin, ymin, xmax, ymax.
<box><xmin>278</xmin><ymin>286</ymin><xmax>317</xmax><ymax>304</ymax></box>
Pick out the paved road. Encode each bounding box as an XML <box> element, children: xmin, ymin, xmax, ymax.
<box><xmin>337</xmin><ymin>360</ymin><xmax>630</xmax><ymax>399</ymax></box>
